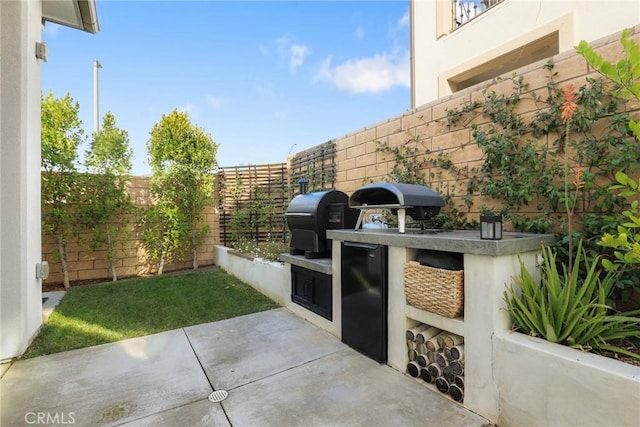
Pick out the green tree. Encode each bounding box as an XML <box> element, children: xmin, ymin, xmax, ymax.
<box><xmin>83</xmin><ymin>112</ymin><xmax>134</xmax><ymax>281</ymax></box>
<box><xmin>145</xmin><ymin>110</ymin><xmax>218</xmax><ymax>274</ymax></box>
<box><xmin>576</xmin><ymin>28</ymin><xmax>640</xmax><ymax>138</ymax></box>
<box><xmin>576</xmin><ymin>29</ymin><xmax>640</xmax><ymax>292</ymax></box>
<box><xmin>41</xmin><ymin>91</ymin><xmax>85</xmax><ymax>289</ymax></box>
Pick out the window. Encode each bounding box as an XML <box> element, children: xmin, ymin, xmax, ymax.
<box><xmin>446</xmin><ymin>31</ymin><xmax>559</xmax><ymax>92</ymax></box>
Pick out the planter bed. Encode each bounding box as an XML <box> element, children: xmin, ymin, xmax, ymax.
<box><xmin>493</xmin><ymin>331</ymin><xmax>639</xmax><ymax>427</ymax></box>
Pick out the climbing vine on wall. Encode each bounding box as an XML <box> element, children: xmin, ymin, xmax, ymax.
<box><xmin>446</xmin><ymin>65</ymin><xmax>637</xmax><ymax>235</ymax></box>
<box><xmin>377</xmin><ymin>61</ymin><xmax>638</xmax><ymax>288</ymax></box>
<box><xmin>375</xmin><ymin>135</ymin><xmax>478</xmax><ymax>230</ymax></box>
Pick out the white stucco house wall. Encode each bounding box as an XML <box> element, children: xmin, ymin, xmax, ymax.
<box><xmin>0</xmin><ymin>0</ymin><xmax>99</xmax><ymax>361</ymax></box>
<box><xmin>410</xmin><ymin>0</ymin><xmax>640</xmax><ymax>108</ymax></box>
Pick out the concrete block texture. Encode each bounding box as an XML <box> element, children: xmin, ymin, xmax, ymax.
<box><xmin>41</xmin><ymin>174</ymin><xmax>220</xmax><ymax>286</ymax></box>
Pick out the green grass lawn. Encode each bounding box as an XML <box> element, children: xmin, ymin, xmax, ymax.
<box><xmin>25</xmin><ymin>268</ymin><xmax>278</xmax><ymax>358</ymax></box>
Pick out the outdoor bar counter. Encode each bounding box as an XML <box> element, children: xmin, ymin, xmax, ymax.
<box><xmin>326</xmin><ymin>228</ymin><xmax>555</xmax><ymax>423</ymax></box>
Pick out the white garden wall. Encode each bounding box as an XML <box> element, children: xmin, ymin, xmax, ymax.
<box><xmin>213</xmin><ymin>245</ymin><xmax>336</xmax><ymax>335</ymax></box>
<box><xmin>494</xmin><ymin>332</ymin><xmax>640</xmax><ymax>427</ymax></box>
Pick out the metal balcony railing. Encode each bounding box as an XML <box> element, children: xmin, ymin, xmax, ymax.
<box><xmin>453</xmin><ymin>0</ymin><xmax>503</xmax><ymax>30</ymax></box>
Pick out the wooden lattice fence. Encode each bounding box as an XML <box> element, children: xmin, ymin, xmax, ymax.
<box><xmin>217</xmin><ymin>142</ymin><xmax>337</xmax><ymax>246</ymax></box>
<box><xmin>289</xmin><ymin>140</ymin><xmax>336</xmax><ymax>192</ymax></box>
<box><xmin>217</xmin><ymin>163</ymin><xmax>290</xmax><ymax>246</ymax></box>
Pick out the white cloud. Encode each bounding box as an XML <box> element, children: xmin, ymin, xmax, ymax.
<box><xmin>289</xmin><ymin>44</ymin><xmax>310</xmax><ymax>73</ymax></box>
<box><xmin>206</xmin><ymin>96</ymin><xmax>227</xmax><ymax>109</ymax></box>
<box><xmin>314</xmin><ymin>51</ymin><xmax>410</xmax><ymax>94</ymax></box>
<box><xmin>273</xmin><ymin>36</ymin><xmax>310</xmax><ymax>74</ymax></box>
<box><xmin>397</xmin><ymin>9</ymin><xmax>410</xmax><ymax>28</ymax></box>
<box><xmin>355</xmin><ymin>26</ymin><xmax>365</xmax><ymax>40</ymax></box>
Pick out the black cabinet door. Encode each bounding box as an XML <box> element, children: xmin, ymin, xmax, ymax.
<box><xmin>341</xmin><ymin>242</ymin><xmax>387</xmax><ymax>363</ymax></box>
<box><xmin>291</xmin><ymin>266</ymin><xmax>332</xmax><ymax>320</ymax></box>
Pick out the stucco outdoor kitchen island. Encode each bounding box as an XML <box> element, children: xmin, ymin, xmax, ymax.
<box><xmin>324</xmin><ymin>228</ymin><xmax>555</xmax><ymax>423</ymax></box>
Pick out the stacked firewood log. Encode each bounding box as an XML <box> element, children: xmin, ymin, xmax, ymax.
<box><xmin>406</xmin><ymin>324</ymin><xmax>465</xmax><ymax>403</ymax></box>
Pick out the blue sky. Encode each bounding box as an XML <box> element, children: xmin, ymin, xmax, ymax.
<box><xmin>42</xmin><ymin>0</ymin><xmax>411</xmax><ymax>175</ymax></box>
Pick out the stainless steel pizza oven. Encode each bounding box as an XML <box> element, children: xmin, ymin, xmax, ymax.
<box><xmin>349</xmin><ymin>182</ymin><xmax>445</xmax><ymax>233</ymax></box>
<box><xmin>286</xmin><ymin>183</ymin><xmax>359</xmax><ymax>259</ymax></box>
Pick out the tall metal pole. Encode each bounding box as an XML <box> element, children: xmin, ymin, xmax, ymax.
<box><xmin>93</xmin><ymin>59</ymin><xmax>102</xmax><ymax>134</ymax></box>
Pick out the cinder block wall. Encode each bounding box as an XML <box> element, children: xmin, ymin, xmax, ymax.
<box><xmin>333</xmin><ymin>26</ymin><xmax>640</xmax><ymax>224</ymax></box>
<box><xmin>43</xmin><ymin>176</ymin><xmax>219</xmax><ymax>285</ymax></box>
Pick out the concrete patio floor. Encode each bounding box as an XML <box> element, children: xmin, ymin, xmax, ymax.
<box><xmin>1</xmin><ymin>308</ymin><xmax>488</xmax><ymax>426</ymax></box>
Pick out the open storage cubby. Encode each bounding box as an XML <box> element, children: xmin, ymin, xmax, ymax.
<box><xmin>403</xmin><ymin>249</ymin><xmax>464</xmax><ymax>327</ymax></box>
<box><xmin>404</xmin><ymin>314</ymin><xmax>466</xmax><ymax>404</ymax></box>
<box><xmin>403</xmin><ymin>249</ymin><xmax>466</xmax><ymax>404</ymax></box>
<box><xmin>403</xmin><ymin>250</ymin><xmax>464</xmax><ymax>318</ymax></box>
<box><xmin>405</xmin><ymin>306</ymin><xmax>464</xmax><ymax>336</ymax></box>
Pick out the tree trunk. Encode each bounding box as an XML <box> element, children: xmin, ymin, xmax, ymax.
<box><xmin>437</xmin><ymin>332</ymin><xmax>464</xmax><ymax>348</ymax></box>
<box><xmin>416</xmin><ymin>326</ymin><xmax>441</xmax><ymax>344</ymax></box>
<box><xmin>158</xmin><ymin>251</ymin><xmax>166</xmax><ymax>275</ymax></box>
<box><xmin>426</xmin><ymin>331</ymin><xmax>448</xmax><ymax>352</ymax></box>
<box><xmin>192</xmin><ymin>248</ymin><xmax>198</xmax><ymax>270</ymax></box>
<box><xmin>407</xmin><ymin>361</ymin><xmax>420</xmax><ymax>378</ymax></box>
<box><xmin>405</xmin><ymin>324</ymin><xmax>429</xmax><ymax>341</ymax></box>
<box><xmin>448</xmin><ymin>344</ymin><xmax>465</xmax><ymax>361</ymax></box>
<box><xmin>420</xmin><ymin>367</ymin><xmax>436</xmax><ymax>383</ymax></box>
<box><xmin>57</xmin><ymin>235</ymin><xmax>70</xmax><ymax>289</ymax></box>
<box><xmin>417</xmin><ymin>353</ymin><xmax>430</xmax><ymax>367</ymax></box>
<box><xmin>449</xmin><ymin>384</ymin><xmax>464</xmax><ymax>402</ymax></box>
<box><xmin>426</xmin><ymin>362</ymin><xmax>442</xmax><ymax>378</ymax></box>
<box><xmin>448</xmin><ymin>360</ymin><xmax>465</xmax><ymax>376</ymax></box>
<box><xmin>435</xmin><ymin>377</ymin><xmax>450</xmax><ymax>393</ymax></box>
<box><xmin>106</xmin><ymin>226</ymin><xmax>118</xmax><ymax>282</ymax></box>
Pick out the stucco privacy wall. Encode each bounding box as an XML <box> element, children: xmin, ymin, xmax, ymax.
<box><xmin>42</xmin><ymin>176</ymin><xmax>219</xmax><ymax>285</ymax></box>
<box><xmin>333</xmin><ymin>26</ymin><xmax>640</xmax><ymax>221</ymax></box>
<box><xmin>0</xmin><ymin>0</ymin><xmax>44</xmax><ymax>360</ymax></box>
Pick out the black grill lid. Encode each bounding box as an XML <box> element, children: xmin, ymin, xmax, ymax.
<box><xmin>349</xmin><ymin>182</ymin><xmax>444</xmax><ymax>209</ymax></box>
<box><xmin>286</xmin><ymin>190</ymin><xmax>348</xmax><ymax>217</ymax></box>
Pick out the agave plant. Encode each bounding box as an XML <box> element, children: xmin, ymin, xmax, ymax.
<box><xmin>505</xmin><ymin>240</ymin><xmax>640</xmax><ymax>359</ymax></box>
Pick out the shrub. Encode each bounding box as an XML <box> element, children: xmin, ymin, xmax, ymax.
<box><xmin>505</xmin><ymin>241</ymin><xmax>640</xmax><ymax>359</ymax></box>
<box><xmin>231</xmin><ymin>237</ymin><xmax>289</xmax><ymax>263</ymax></box>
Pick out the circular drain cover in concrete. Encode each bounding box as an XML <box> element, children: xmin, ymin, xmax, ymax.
<box><xmin>208</xmin><ymin>390</ymin><xmax>229</xmax><ymax>403</ymax></box>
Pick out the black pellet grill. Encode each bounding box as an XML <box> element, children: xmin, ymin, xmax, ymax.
<box><xmin>286</xmin><ymin>189</ymin><xmax>359</xmax><ymax>259</ymax></box>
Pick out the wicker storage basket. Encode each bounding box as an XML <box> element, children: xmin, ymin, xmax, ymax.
<box><xmin>403</xmin><ymin>261</ymin><xmax>464</xmax><ymax>318</ymax></box>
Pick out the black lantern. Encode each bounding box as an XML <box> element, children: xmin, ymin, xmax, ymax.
<box><xmin>480</xmin><ymin>215</ymin><xmax>502</xmax><ymax>240</ymax></box>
